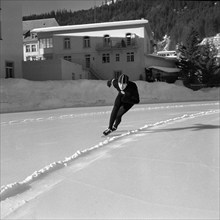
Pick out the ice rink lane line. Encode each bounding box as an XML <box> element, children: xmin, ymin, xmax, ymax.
<box><xmin>1</xmin><ymin>102</ymin><xmax>219</xmax><ymax>126</ymax></box>
<box><xmin>1</xmin><ymin>109</ymin><xmax>219</xmax><ymax>203</ymax></box>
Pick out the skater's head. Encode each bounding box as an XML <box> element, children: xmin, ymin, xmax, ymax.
<box><xmin>118</xmin><ymin>74</ymin><xmax>129</xmax><ymax>90</ymax></box>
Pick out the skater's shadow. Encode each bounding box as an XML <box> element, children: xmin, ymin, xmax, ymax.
<box><xmin>103</xmin><ymin>124</ymin><xmax>220</xmax><ymax>137</ymax></box>
<box><xmin>142</xmin><ymin>124</ymin><xmax>220</xmax><ymax>133</ymax></box>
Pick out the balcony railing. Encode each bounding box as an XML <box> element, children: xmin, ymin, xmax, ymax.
<box><xmin>96</xmin><ymin>39</ymin><xmax>138</xmax><ymax>51</ymax></box>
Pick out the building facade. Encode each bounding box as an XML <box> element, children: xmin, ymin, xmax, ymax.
<box><xmin>23</xmin><ymin>58</ymin><xmax>87</xmax><ymax>81</ymax></box>
<box><xmin>23</xmin><ymin>18</ymin><xmax>59</xmax><ymax>61</ymax></box>
<box><xmin>30</xmin><ymin>19</ymin><xmax>154</xmax><ymax>80</ymax></box>
<box><xmin>0</xmin><ymin>0</ymin><xmax>23</xmax><ymax>78</ymax></box>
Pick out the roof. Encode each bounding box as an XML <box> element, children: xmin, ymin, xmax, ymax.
<box><xmin>149</xmin><ymin>66</ymin><xmax>181</xmax><ymax>73</ymax></box>
<box><xmin>55</xmin><ymin>32</ymin><xmax>111</xmax><ymax>37</ymax></box>
<box><xmin>146</xmin><ymin>54</ymin><xmax>178</xmax><ymax>62</ymax></box>
<box><xmin>157</xmin><ymin>50</ymin><xmax>176</xmax><ymax>54</ymax></box>
<box><xmin>54</xmin><ymin>31</ymin><xmax>131</xmax><ymax>38</ymax></box>
<box><xmin>23</xmin><ymin>18</ymin><xmax>59</xmax><ymax>32</ymax></box>
<box><xmin>31</xmin><ymin>19</ymin><xmax>149</xmax><ymax>33</ymax></box>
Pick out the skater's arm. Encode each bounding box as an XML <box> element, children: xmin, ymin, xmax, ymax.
<box><xmin>107</xmin><ymin>79</ymin><xmax>120</xmax><ymax>91</ymax></box>
<box><xmin>107</xmin><ymin>78</ymin><xmax>115</xmax><ymax>87</ymax></box>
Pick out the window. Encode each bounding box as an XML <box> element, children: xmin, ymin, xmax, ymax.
<box><xmin>127</xmin><ymin>52</ymin><xmax>134</xmax><ymax>62</ymax></box>
<box><xmin>39</xmin><ymin>38</ymin><xmax>53</xmax><ymax>48</ymax></box>
<box><xmin>26</xmin><ymin>44</ymin><xmax>37</xmax><ymax>53</ymax></box>
<box><xmin>0</xmin><ymin>1</ymin><xmax>2</xmax><ymax>40</ymax></box>
<box><xmin>64</xmin><ymin>56</ymin><xmax>72</xmax><ymax>62</ymax></box>
<box><xmin>47</xmin><ymin>38</ymin><xmax>53</xmax><ymax>48</ymax></box>
<box><xmin>83</xmin><ymin>36</ymin><xmax>90</xmax><ymax>48</ymax></box>
<box><xmin>40</xmin><ymin>39</ymin><xmax>45</xmax><ymax>48</ymax></box>
<box><xmin>72</xmin><ymin>73</ymin><xmax>75</xmax><ymax>80</ymax></box>
<box><xmin>26</xmin><ymin>45</ymin><xmax>30</xmax><ymax>52</ymax></box>
<box><xmin>85</xmin><ymin>54</ymin><xmax>90</xmax><ymax>68</ymax></box>
<box><xmin>31</xmin><ymin>45</ymin><xmax>36</xmax><ymax>52</ymax></box>
<box><xmin>104</xmin><ymin>34</ymin><xmax>110</xmax><ymax>46</ymax></box>
<box><xmin>116</xmin><ymin>54</ymin><xmax>120</xmax><ymax>62</ymax></box>
<box><xmin>31</xmin><ymin>33</ymin><xmax>37</xmax><ymax>39</ymax></box>
<box><xmin>64</xmin><ymin>37</ymin><xmax>71</xmax><ymax>49</ymax></box>
<box><xmin>0</xmin><ymin>20</ymin><xmax>2</xmax><ymax>40</ymax></box>
<box><xmin>5</xmin><ymin>62</ymin><xmax>14</xmax><ymax>78</ymax></box>
<box><xmin>126</xmin><ymin>33</ymin><xmax>132</xmax><ymax>46</ymax></box>
<box><xmin>102</xmin><ymin>53</ymin><xmax>110</xmax><ymax>63</ymax></box>
<box><xmin>114</xmin><ymin>71</ymin><xmax>122</xmax><ymax>79</ymax></box>
<box><xmin>126</xmin><ymin>33</ymin><xmax>135</xmax><ymax>46</ymax></box>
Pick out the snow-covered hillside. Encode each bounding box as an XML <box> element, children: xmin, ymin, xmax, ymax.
<box><xmin>0</xmin><ymin>78</ymin><xmax>219</xmax><ymax>113</ymax></box>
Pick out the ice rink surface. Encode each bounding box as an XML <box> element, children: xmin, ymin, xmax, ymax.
<box><xmin>1</xmin><ymin>101</ymin><xmax>219</xmax><ymax>219</ymax></box>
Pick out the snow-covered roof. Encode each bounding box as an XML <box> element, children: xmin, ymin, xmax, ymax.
<box><xmin>149</xmin><ymin>66</ymin><xmax>180</xmax><ymax>73</ymax></box>
<box><xmin>54</xmin><ymin>31</ymin><xmax>128</xmax><ymax>38</ymax></box>
<box><xmin>32</xmin><ymin>19</ymin><xmax>149</xmax><ymax>33</ymax></box>
<box><xmin>55</xmin><ymin>32</ymin><xmax>108</xmax><ymax>37</ymax></box>
<box><xmin>23</xmin><ymin>18</ymin><xmax>59</xmax><ymax>32</ymax></box>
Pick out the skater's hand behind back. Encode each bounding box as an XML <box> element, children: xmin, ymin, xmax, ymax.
<box><xmin>107</xmin><ymin>79</ymin><xmax>114</xmax><ymax>87</ymax></box>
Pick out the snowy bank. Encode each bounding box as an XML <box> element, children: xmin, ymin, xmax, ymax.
<box><xmin>0</xmin><ymin>78</ymin><xmax>219</xmax><ymax>113</ymax></box>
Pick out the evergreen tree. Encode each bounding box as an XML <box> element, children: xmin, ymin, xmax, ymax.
<box><xmin>196</xmin><ymin>42</ymin><xmax>220</xmax><ymax>84</ymax></box>
<box><xmin>177</xmin><ymin>26</ymin><xmax>219</xmax><ymax>86</ymax></box>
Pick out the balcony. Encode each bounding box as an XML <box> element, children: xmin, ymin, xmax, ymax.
<box><xmin>96</xmin><ymin>38</ymin><xmax>138</xmax><ymax>51</ymax></box>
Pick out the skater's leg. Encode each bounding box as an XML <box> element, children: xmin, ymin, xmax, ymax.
<box><xmin>108</xmin><ymin>95</ymin><xmax>121</xmax><ymax>129</ymax></box>
<box><xmin>114</xmin><ymin>104</ymin><xmax>133</xmax><ymax>128</ymax></box>
<box><xmin>108</xmin><ymin>105</ymin><xmax>120</xmax><ymax>129</ymax></box>
<box><xmin>103</xmin><ymin>104</ymin><xmax>120</xmax><ymax>135</ymax></box>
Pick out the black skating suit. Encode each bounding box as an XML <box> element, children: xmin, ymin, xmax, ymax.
<box><xmin>107</xmin><ymin>78</ymin><xmax>140</xmax><ymax>129</ymax></box>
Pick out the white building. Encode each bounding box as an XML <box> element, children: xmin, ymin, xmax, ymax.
<box><xmin>23</xmin><ymin>18</ymin><xmax>59</xmax><ymax>61</ymax></box>
<box><xmin>27</xmin><ymin>19</ymin><xmax>155</xmax><ymax>81</ymax></box>
<box><xmin>157</xmin><ymin>51</ymin><xmax>177</xmax><ymax>58</ymax></box>
<box><xmin>0</xmin><ymin>0</ymin><xmax>23</xmax><ymax>78</ymax></box>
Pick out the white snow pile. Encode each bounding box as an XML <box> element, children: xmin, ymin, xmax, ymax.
<box><xmin>0</xmin><ymin>78</ymin><xmax>219</xmax><ymax>113</ymax></box>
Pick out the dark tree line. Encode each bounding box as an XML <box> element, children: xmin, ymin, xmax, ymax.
<box><xmin>23</xmin><ymin>0</ymin><xmax>220</xmax><ymax>49</ymax></box>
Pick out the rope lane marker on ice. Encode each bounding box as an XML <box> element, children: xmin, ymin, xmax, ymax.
<box><xmin>0</xmin><ymin>102</ymin><xmax>219</xmax><ymax>126</ymax></box>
